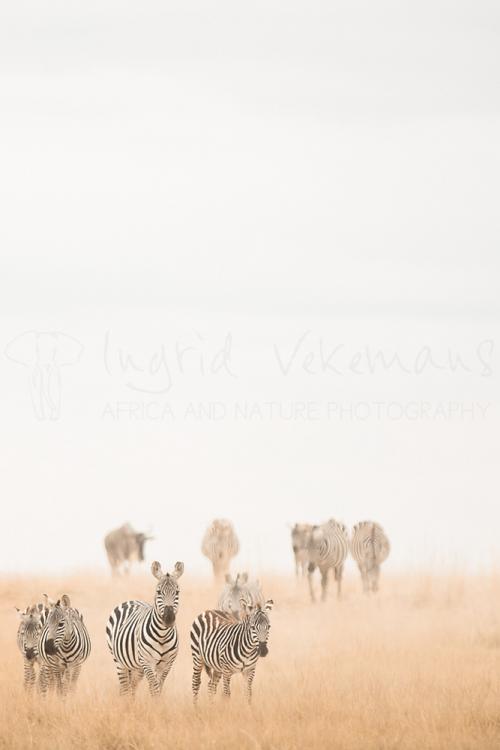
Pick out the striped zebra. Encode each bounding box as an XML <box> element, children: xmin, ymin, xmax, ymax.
<box><xmin>307</xmin><ymin>519</ymin><xmax>350</xmax><ymax>602</ymax></box>
<box><xmin>15</xmin><ymin>601</ymin><xmax>48</xmax><ymax>691</ymax></box>
<box><xmin>106</xmin><ymin>560</ymin><xmax>184</xmax><ymax>697</ymax></box>
<box><xmin>38</xmin><ymin>595</ymin><xmax>91</xmax><ymax>696</ymax></box>
<box><xmin>217</xmin><ymin>573</ymin><xmax>265</xmax><ymax>618</ymax></box>
<box><xmin>291</xmin><ymin>523</ymin><xmax>313</xmax><ymax>577</ymax></box>
<box><xmin>190</xmin><ymin>598</ymin><xmax>274</xmax><ymax>704</ymax></box>
<box><xmin>351</xmin><ymin>521</ymin><xmax>390</xmax><ymax>593</ymax></box>
<box><xmin>201</xmin><ymin>519</ymin><xmax>239</xmax><ymax>581</ymax></box>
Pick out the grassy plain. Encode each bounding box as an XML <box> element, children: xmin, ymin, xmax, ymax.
<box><xmin>1</xmin><ymin>570</ymin><xmax>499</xmax><ymax>749</ymax></box>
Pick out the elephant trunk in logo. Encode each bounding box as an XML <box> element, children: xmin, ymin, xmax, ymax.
<box><xmin>5</xmin><ymin>331</ymin><xmax>83</xmax><ymax>421</ymax></box>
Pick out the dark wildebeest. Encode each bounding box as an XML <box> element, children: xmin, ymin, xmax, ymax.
<box><xmin>104</xmin><ymin>523</ymin><xmax>153</xmax><ymax>575</ymax></box>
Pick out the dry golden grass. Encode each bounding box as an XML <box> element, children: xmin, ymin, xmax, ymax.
<box><xmin>1</xmin><ymin>570</ymin><xmax>500</xmax><ymax>749</ymax></box>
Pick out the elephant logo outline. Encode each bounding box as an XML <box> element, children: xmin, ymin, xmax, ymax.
<box><xmin>5</xmin><ymin>330</ymin><xmax>84</xmax><ymax>421</ymax></box>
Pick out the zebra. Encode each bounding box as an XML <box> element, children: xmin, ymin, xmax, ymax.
<box><xmin>217</xmin><ymin>573</ymin><xmax>248</xmax><ymax>618</ymax></box>
<box><xmin>307</xmin><ymin>519</ymin><xmax>350</xmax><ymax>602</ymax></box>
<box><xmin>104</xmin><ymin>522</ymin><xmax>153</xmax><ymax>576</ymax></box>
<box><xmin>217</xmin><ymin>573</ymin><xmax>265</xmax><ymax>618</ymax></box>
<box><xmin>15</xmin><ymin>601</ymin><xmax>48</xmax><ymax>691</ymax></box>
<box><xmin>291</xmin><ymin>523</ymin><xmax>313</xmax><ymax>576</ymax></box>
<box><xmin>190</xmin><ymin>598</ymin><xmax>274</xmax><ymax>704</ymax></box>
<box><xmin>351</xmin><ymin>521</ymin><xmax>390</xmax><ymax>593</ymax></box>
<box><xmin>201</xmin><ymin>519</ymin><xmax>239</xmax><ymax>581</ymax></box>
<box><xmin>38</xmin><ymin>595</ymin><xmax>91</xmax><ymax>696</ymax></box>
<box><xmin>106</xmin><ymin>560</ymin><xmax>184</xmax><ymax>697</ymax></box>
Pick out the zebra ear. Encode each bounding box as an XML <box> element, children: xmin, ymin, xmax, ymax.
<box><xmin>42</xmin><ymin>593</ymin><xmax>55</xmax><ymax>608</ymax></box>
<box><xmin>241</xmin><ymin>572</ymin><xmax>249</xmax><ymax>583</ymax></box>
<box><xmin>151</xmin><ymin>561</ymin><xmax>164</xmax><ymax>579</ymax></box>
<box><xmin>172</xmin><ymin>561</ymin><xmax>184</xmax><ymax>579</ymax></box>
<box><xmin>61</xmin><ymin>595</ymin><xmax>71</xmax><ymax>608</ymax></box>
<box><xmin>264</xmin><ymin>599</ymin><xmax>274</xmax><ymax>611</ymax></box>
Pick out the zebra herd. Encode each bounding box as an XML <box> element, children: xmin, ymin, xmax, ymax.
<box><xmin>16</xmin><ymin>559</ymin><xmax>273</xmax><ymax>704</ymax></box>
<box><xmin>292</xmin><ymin>519</ymin><xmax>390</xmax><ymax>601</ymax></box>
<box><xmin>15</xmin><ymin>517</ymin><xmax>388</xmax><ymax>702</ymax></box>
<box><xmin>16</xmin><ymin>594</ymin><xmax>91</xmax><ymax>697</ymax></box>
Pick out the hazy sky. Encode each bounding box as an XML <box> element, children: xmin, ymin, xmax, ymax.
<box><xmin>1</xmin><ymin>1</ymin><xmax>499</xmax><ymax>575</ymax></box>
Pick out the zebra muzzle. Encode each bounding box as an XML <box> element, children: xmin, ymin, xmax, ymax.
<box><xmin>25</xmin><ymin>647</ymin><xmax>35</xmax><ymax>660</ymax></box>
<box><xmin>258</xmin><ymin>643</ymin><xmax>268</xmax><ymax>657</ymax></box>
<box><xmin>45</xmin><ymin>639</ymin><xmax>58</xmax><ymax>655</ymax></box>
<box><xmin>163</xmin><ymin>606</ymin><xmax>175</xmax><ymax>626</ymax></box>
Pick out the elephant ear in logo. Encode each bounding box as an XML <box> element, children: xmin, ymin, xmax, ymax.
<box><xmin>5</xmin><ymin>331</ymin><xmax>83</xmax><ymax>421</ymax></box>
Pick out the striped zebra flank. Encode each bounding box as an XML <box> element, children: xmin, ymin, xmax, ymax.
<box><xmin>15</xmin><ymin>601</ymin><xmax>48</xmax><ymax>692</ymax></box>
<box><xmin>201</xmin><ymin>519</ymin><xmax>239</xmax><ymax>581</ymax></box>
<box><xmin>38</xmin><ymin>595</ymin><xmax>91</xmax><ymax>696</ymax></box>
<box><xmin>106</xmin><ymin>560</ymin><xmax>184</xmax><ymax>697</ymax></box>
<box><xmin>351</xmin><ymin>521</ymin><xmax>390</xmax><ymax>593</ymax></box>
<box><xmin>190</xmin><ymin>598</ymin><xmax>274</xmax><ymax>704</ymax></box>
<box><xmin>307</xmin><ymin>519</ymin><xmax>350</xmax><ymax>602</ymax></box>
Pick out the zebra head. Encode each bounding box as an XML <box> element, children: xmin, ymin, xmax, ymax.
<box><xmin>240</xmin><ymin>598</ymin><xmax>274</xmax><ymax>657</ymax></box>
<box><xmin>291</xmin><ymin>523</ymin><xmax>312</xmax><ymax>552</ymax></box>
<box><xmin>16</xmin><ymin>604</ymin><xmax>42</xmax><ymax>660</ymax></box>
<box><xmin>44</xmin><ymin>594</ymin><xmax>79</xmax><ymax>654</ymax></box>
<box><xmin>151</xmin><ymin>561</ymin><xmax>184</xmax><ymax>626</ymax></box>
<box><xmin>307</xmin><ymin>524</ymin><xmax>324</xmax><ymax>568</ymax></box>
<box><xmin>223</xmin><ymin>572</ymin><xmax>248</xmax><ymax>617</ymax></box>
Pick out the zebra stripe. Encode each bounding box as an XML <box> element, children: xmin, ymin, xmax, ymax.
<box><xmin>190</xmin><ymin>599</ymin><xmax>273</xmax><ymax>704</ymax></box>
<box><xmin>16</xmin><ymin>602</ymin><xmax>48</xmax><ymax>691</ymax></box>
<box><xmin>38</xmin><ymin>595</ymin><xmax>91</xmax><ymax>696</ymax></box>
<box><xmin>351</xmin><ymin>521</ymin><xmax>390</xmax><ymax>593</ymax></box>
<box><xmin>307</xmin><ymin>519</ymin><xmax>349</xmax><ymax>602</ymax></box>
<box><xmin>106</xmin><ymin>561</ymin><xmax>184</xmax><ymax>696</ymax></box>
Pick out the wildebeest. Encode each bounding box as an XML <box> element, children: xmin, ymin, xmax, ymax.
<box><xmin>104</xmin><ymin>523</ymin><xmax>153</xmax><ymax>575</ymax></box>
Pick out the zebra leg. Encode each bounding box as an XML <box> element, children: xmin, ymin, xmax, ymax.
<box><xmin>157</xmin><ymin>656</ymin><xmax>175</xmax><ymax>693</ymax></box>
<box><xmin>307</xmin><ymin>565</ymin><xmax>316</xmax><ymax>602</ymax></box>
<box><xmin>115</xmin><ymin>664</ymin><xmax>132</xmax><ymax>696</ymax></box>
<box><xmin>320</xmin><ymin>569</ymin><xmax>329</xmax><ymax>602</ymax></box>
<box><xmin>207</xmin><ymin>670</ymin><xmax>221</xmax><ymax>701</ymax></box>
<box><xmin>243</xmin><ymin>666</ymin><xmax>256</xmax><ymax>704</ymax></box>
<box><xmin>67</xmin><ymin>664</ymin><xmax>81</xmax><ymax>695</ymax></box>
<box><xmin>222</xmin><ymin>673</ymin><xmax>232</xmax><ymax>699</ymax></box>
<box><xmin>23</xmin><ymin>659</ymin><xmax>36</xmax><ymax>692</ymax></box>
<box><xmin>192</xmin><ymin>655</ymin><xmax>203</xmax><ymax>704</ymax></box>
<box><xmin>142</xmin><ymin>663</ymin><xmax>161</xmax><ymax>697</ymax></box>
<box><xmin>52</xmin><ymin>666</ymin><xmax>64</xmax><ymax>697</ymax></box>
<box><xmin>360</xmin><ymin>565</ymin><xmax>369</xmax><ymax>594</ymax></box>
<box><xmin>38</xmin><ymin>665</ymin><xmax>49</xmax><ymax>696</ymax></box>
<box><xmin>129</xmin><ymin>669</ymin><xmax>143</xmax><ymax>696</ymax></box>
<box><xmin>334</xmin><ymin>565</ymin><xmax>343</xmax><ymax>599</ymax></box>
